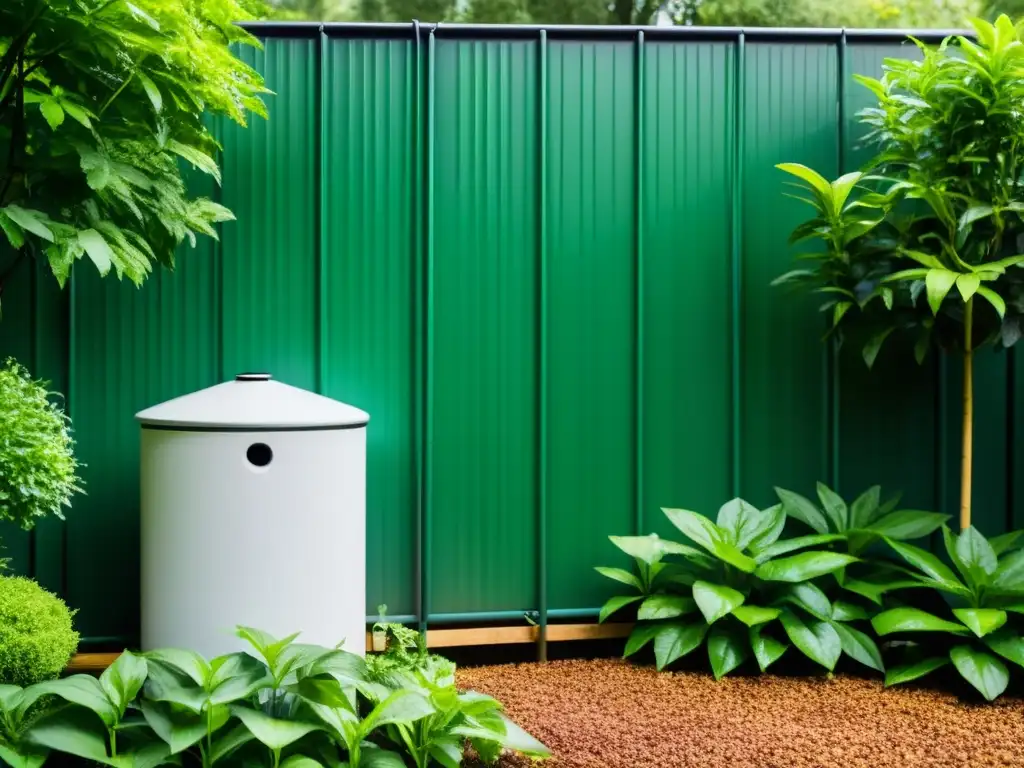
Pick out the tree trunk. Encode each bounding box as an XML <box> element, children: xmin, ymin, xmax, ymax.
<box><xmin>960</xmin><ymin>296</ymin><xmax>974</xmax><ymax>531</ymax></box>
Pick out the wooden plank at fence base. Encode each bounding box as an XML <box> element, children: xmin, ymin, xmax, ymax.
<box><xmin>66</xmin><ymin>623</ymin><xmax>633</xmax><ymax>671</ymax></box>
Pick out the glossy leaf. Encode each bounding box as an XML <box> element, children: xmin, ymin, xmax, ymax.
<box><xmin>885</xmin><ymin>538</ymin><xmax>969</xmax><ymax>596</ymax></box>
<box><xmin>754</xmin><ymin>551</ymin><xmax>857</xmax><ymax>583</ymax></box>
<box><xmin>32</xmin><ymin>676</ymin><xmax>118</xmax><ymax>727</ymax></box>
<box><xmin>779</xmin><ymin>609</ymin><xmax>842</xmax><ymax>671</ymax></box>
<box><xmin>692</xmin><ymin>581</ymin><xmax>745</xmax><ymax>625</ymax></box>
<box><xmin>637</xmin><ymin>595</ymin><xmax>696</xmax><ymax>621</ymax></box>
<box><xmin>746</xmin><ymin>505</ymin><xmax>787</xmax><ymax>552</ymax></box>
<box><xmin>990</xmin><ymin>531</ymin><xmax>1024</xmax><ymax>556</ymax></box>
<box><xmin>708</xmin><ymin>626</ymin><xmax>750</xmax><ymax>680</ymax></box>
<box><xmin>749</xmin><ymin>626</ymin><xmax>788</xmax><ymax>672</ymax></box>
<box><xmin>884</xmin><ymin>656</ymin><xmax>949</xmax><ymax>687</ymax></box>
<box><xmin>623</xmin><ymin>624</ymin><xmax>661</xmax><ymax>658</ymax></box>
<box><xmin>815</xmin><ymin>483</ymin><xmax>848</xmax><ymax>532</ymax></box>
<box><xmin>950</xmin><ymin>646</ymin><xmax>1009</xmax><ymax>701</ymax></box>
<box><xmin>774</xmin><ymin>488</ymin><xmax>829</xmax><ymax>534</ymax></box>
<box><xmin>952</xmin><ymin>608</ymin><xmax>1007</xmax><ymax>638</ymax></box>
<box><xmin>731</xmin><ymin>605</ymin><xmax>781</xmax><ymax>627</ymax></box>
<box><xmin>653</xmin><ymin>622</ymin><xmax>708</xmax><ymax>671</ymax></box>
<box><xmin>662</xmin><ymin>508</ymin><xmax>756</xmax><ymax>572</ymax></box>
<box><xmin>992</xmin><ymin>548</ymin><xmax>1024</xmax><ymax>593</ymax></box>
<box><xmin>871</xmin><ymin>607</ymin><xmax>970</xmax><ymax>636</ymax></box>
<box><xmin>774</xmin><ymin>582</ymin><xmax>832</xmax><ymax>621</ymax></box>
<box><xmin>594</xmin><ymin>567</ymin><xmax>642</xmax><ymax>591</ymax></box>
<box><xmin>598</xmin><ymin>595</ymin><xmax>643</xmax><ymax>623</ymax></box>
<box><xmin>842</xmin><ymin>577</ymin><xmax>922</xmax><ymax>605</ymax></box>
<box><xmin>984</xmin><ymin>630</ymin><xmax>1024</xmax><ymax>668</ymax></box>
<box><xmin>231</xmin><ymin>707</ymin><xmax>321</xmax><ymax>751</ymax></box>
<box><xmin>849</xmin><ymin>486</ymin><xmax>881</xmax><ymax>529</ymax></box>
<box><xmin>832</xmin><ymin>622</ymin><xmax>884</xmax><ymax>672</ymax></box>
<box><xmin>716</xmin><ymin>498</ymin><xmax>766</xmax><ymax>550</ymax></box>
<box><xmin>752</xmin><ymin>533</ymin><xmax>845</xmax><ymax>563</ymax></box>
<box><xmin>867</xmin><ymin>510</ymin><xmax>949</xmax><ymax>540</ymax></box>
<box><xmin>99</xmin><ymin>651</ymin><xmax>148</xmax><ymax>714</ymax></box>
<box><xmin>955</xmin><ymin>526</ymin><xmax>998</xmax><ymax>588</ymax></box>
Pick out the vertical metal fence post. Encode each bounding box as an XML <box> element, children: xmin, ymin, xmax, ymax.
<box><xmin>317</xmin><ymin>27</ymin><xmax>327</xmax><ymax>395</ymax></box>
<box><xmin>422</xmin><ymin>26</ymin><xmax>437</xmax><ymax>637</ymax></box>
<box><xmin>536</xmin><ymin>28</ymin><xmax>549</xmax><ymax>663</ymax></box>
<box><xmin>730</xmin><ymin>32</ymin><xmax>745</xmax><ymax>499</ymax></box>
<box><xmin>412</xmin><ymin>19</ymin><xmax>427</xmax><ymax>636</ymax></box>
<box><xmin>634</xmin><ymin>30</ymin><xmax>646</xmax><ymax>537</ymax></box>
<box><xmin>830</xmin><ymin>31</ymin><xmax>847</xmax><ymax>493</ymax></box>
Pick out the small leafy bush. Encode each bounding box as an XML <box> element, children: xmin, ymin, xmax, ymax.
<box><xmin>0</xmin><ymin>625</ymin><xmax>549</xmax><ymax>767</ymax></box>
<box><xmin>0</xmin><ymin>359</ymin><xmax>81</xmax><ymax>532</ymax></box>
<box><xmin>872</xmin><ymin>526</ymin><xmax>1024</xmax><ymax>700</ymax></box>
<box><xmin>0</xmin><ymin>575</ymin><xmax>78</xmax><ymax>687</ymax></box>
<box><xmin>599</xmin><ymin>500</ymin><xmax>882</xmax><ymax>676</ymax></box>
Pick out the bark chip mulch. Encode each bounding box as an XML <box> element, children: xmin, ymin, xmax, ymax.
<box><xmin>456</xmin><ymin>658</ymin><xmax>1024</xmax><ymax>768</ymax></box>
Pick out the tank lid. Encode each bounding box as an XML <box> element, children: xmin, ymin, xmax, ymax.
<box><xmin>135</xmin><ymin>374</ymin><xmax>369</xmax><ymax>430</ymax></box>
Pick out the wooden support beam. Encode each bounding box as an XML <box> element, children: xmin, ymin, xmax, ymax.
<box><xmin>66</xmin><ymin>623</ymin><xmax>633</xmax><ymax>672</ymax></box>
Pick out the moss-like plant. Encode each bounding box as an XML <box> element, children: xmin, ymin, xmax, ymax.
<box><xmin>0</xmin><ymin>575</ymin><xmax>79</xmax><ymax>686</ymax></box>
<box><xmin>0</xmin><ymin>358</ymin><xmax>81</xmax><ymax>533</ymax></box>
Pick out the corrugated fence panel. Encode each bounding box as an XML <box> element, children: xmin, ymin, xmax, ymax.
<box><xmin>321</xmin><ymin>37</ymin><xmax>417</xmax><ymax>619</ymax></box>
<box><xmin>430</xmin><ymin>39</ymin><xmax>540</xmax><ymax>615</ymax></box>
<box><xmin>740</xmin><ymin>43</ymin><xmax>837</xmax><ymax>507</ymax></box>
<box><xmin>641</xmin><ymin>42</ymin><xmax>734</xmax><ymax>531</ymax></box>
<box><xmin>6</xmin><ymin>28</ymin><xmax>1024</xmax><ymax>645</ymax></box>
<box><xmin>546</xmin><ymin>41</ymin><xmax>636</xmax><ymax>612</ymax></box>
<box><xmin>219</xmin><ymin>39</ymin><xmax>318</xmax><ymax>390</ymax></box>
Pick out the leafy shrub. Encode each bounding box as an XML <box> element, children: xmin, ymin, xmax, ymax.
<box><xmin>872</xmin><ymin>526</ymin><xmax>1024</xmax><ymax>700</ymax></box>
<box><xmin>0</xmin><ymin>359</ymin><xmax>81</xmax><ymax>532</ymax></box>
<box><xmin>0</xmin><ymin>625</ymin><xmax>549</xmax><ymax>768</ymax></box>
<box><xmin>598</xmin><ymin>500</ymin><xmax>882</xmax><ymax>676</ymax></box>
<box><xmin>0</xmin><ymin>575</ymin><xmax>78</xmax><ymax>686</ymax></box>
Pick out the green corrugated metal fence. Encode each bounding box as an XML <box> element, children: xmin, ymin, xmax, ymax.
<box><xmin>2</xmin><ymin>24</ymin><xmax>1021</xmax><ymax>649</ymax></box>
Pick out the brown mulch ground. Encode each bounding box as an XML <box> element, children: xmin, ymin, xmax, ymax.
<box><xmin>456</xmin><ymin>658</ymin><xmax>1024</xmax><ymax>768</ymax></box>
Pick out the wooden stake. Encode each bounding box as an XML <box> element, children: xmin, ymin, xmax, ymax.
<box><xmin>960</xmin><ymin>296</ymin><xmax>974</xmax><ymax>532</ymax></box>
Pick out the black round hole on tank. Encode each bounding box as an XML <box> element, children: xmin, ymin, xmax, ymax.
<box><xmin>247</xmin><ymin>443</ymin><xmax>273</xmax><ymax>468</ymax></box>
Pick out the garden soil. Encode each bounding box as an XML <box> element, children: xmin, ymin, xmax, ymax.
<box><xmin>457</xmin><ymin>658</ymin><xmax>1024</xmax><ymax>768</ymax></box>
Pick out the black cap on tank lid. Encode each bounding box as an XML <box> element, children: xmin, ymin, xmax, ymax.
<box><xmin>235</xmin><ymin>373</ymin><xmax>272</xmax><ymax>382</ymax></box>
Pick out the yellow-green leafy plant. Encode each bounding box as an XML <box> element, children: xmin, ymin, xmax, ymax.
<box><xmin>0</xmin><ymin>575</ymin><xmax>78</xmax><ymax>686</ymax></box>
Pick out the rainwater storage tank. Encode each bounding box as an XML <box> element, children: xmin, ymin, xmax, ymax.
<box><xmin>136</xmin><ymin>373</ymin><xmax>369</xmax><ymax>658</ymax></box>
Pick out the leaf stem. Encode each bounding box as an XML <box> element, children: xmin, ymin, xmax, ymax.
<box><xmin>960</xmin><ymin>296</ymin><xmax>974</xmax><ymax>531</ymax></box>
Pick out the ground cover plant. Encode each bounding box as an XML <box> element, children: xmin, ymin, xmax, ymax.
<box><xmin>0</xmin><ymin>626</ymin><xmax>549</xmax><ymax>767</ymax></box>
<box><xmin>773</xmin><ymin>14</ymin><xmax>1024</xmax><ymax>531</ymax></box>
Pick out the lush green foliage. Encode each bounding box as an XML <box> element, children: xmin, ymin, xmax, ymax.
<box><xmin>775</xmin><ymin>16</ymin><xmax>1024</xmax><ymax>364</ymax></box>
<box><xmin>0</xmin><ymin>576</ymin><xmax>78</xmax><ymax>687</ymax></box>
<box><xmin>0</xmin><ymin>0</ymin><xmax>268</xmax><ymax>295</ymax></box>
<box><xmin>598</xmin><ymin>501</ymin><xmax>883</xmax><ymax>676</ymax></box>
<box><xmin>872</xmin><ymin>526</ymin><xmax>1024</xmax><ymax>700</ymax></box>
<box><xmin>0</xmin><ymin>625</ymin><xmax>548</xmax><ymax>767</ymax></box>
<box><xmin>0</xmin><ymin>359</ymin><xmax>80</xmax><ymax>532</ymax></box>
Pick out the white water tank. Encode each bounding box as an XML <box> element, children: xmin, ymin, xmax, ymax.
<box><xmin>136</xmin><ymin>373</ymin><xmax>369</xmax><ymax>658</ymax></box>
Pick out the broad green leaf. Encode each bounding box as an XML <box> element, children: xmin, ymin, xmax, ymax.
<box><xmin>749</xmin><ymin>625</ymin><xmax>788</xmax><ymax>672</ymax></box>
<box><xmin>0</xmin><ymin>744</ymin><xmax>45</xmax><ymax>768</ymax></box>
<box><xmin>139</xmin><ymin>700</ymin><xmax>208</xmax><ymax>754</ymax></box>
<box><xmin>832</xmin><ymin>622</ymin><xmax>884</xmax><ymax>672</ymax></box>
<box><xmin>885</xmin><ymin>656</ymin><xmax>949</xmax><ymax>687</ymax></box>
<box><xmin>901</xmin><ymin>249</ymin><xmax>943</xmax><ymax>268</ymax></box>
<box><xmin>232</xmin><ymin>707</ymin><xmax>321</xmax><ymax>750</ymax></box>
<box><xmin>977</xmin><ymin>286</ymin><xmax>1006</xmax><ymax>319</ymax></box>
<box><xmin>362</xmin><ymin>689</ymin><xmax>434</xmax><ymax>734</ymax></box>
<box><xmin>207</xmin><ymin>653</ymin><xmax>270</xmax><ymax>706</ymax></box>
<box><xmin>653</xmin><ymin>622</ymin><xmax>708</xmax><ymax>671</ymax></box>
<box><xmin>849</xmin><ymin>486</ymin><xmax>881</xmax><ymax>529</ymax></box>
<box><xmin>778</xmin><ymin>609</ymin><xmax>841</xmax><ymax>671</ymax></box>
<box><xmin>168</xmin><ymin>140</ymin><xmax>221</xmax><ymax>184</ymax></box>
<box><xmin>731</xmin><ymin>605</ymin><xmax>781</xmax><ymax>627</ymax></box>
<box><xmin>32</xmin><ymin>676</ymin><xmax>118</xmax><ymax>726</ymax></box>
<box><xmin>716</xmin><ymin>498</ymin><xmax>764</xmax><ymax>549</ymax></box>
<box><xmin>867</xmin><ymin>510</ymin><xmax>948</xmax><ymax>541</ymax></box>
<box><xmin>609</xmin><ymin>535</ymin><xmax>662</xmax><ymax>565</ymax></box>
<box><xmin>776</xmin><ymin>163</ymin><xmax>832</xmax><ymax>199</ymax></box>
<box><xmin>871</xmin><ymin>607</ymin><xmax>970</xmax><ymax>636</ymax></box>
<box><xmin>429</xmin><ymin>739</ymin><xmax>464</xmax><ymax>768</ymax></box>
<box><xmin>830</xmin><ymin>171</ymin><xmax>863</xmax><ymax>214</ymax></box>
<box><xmin>956</xmin><ymin>273</ymin><xmax>981</xmax><ymax>301</ymax></box>
<box><xmin>3</xmin><ymin>206</ymin><xmax>54</xmax><ymax>242</ymax></box>
<box><xmin>361</xmin><ymin>748</ymin><xmax>408</xmax><ymax>768</ymax></box>
<box><xmin>637</xmin><ymin>594</ymin><xmax>696</xmax><ymax>621</ymax></box>
<box><xmin>984</xmin><ymin>630</ymin><xmax>1024</xmax><ymax>668</ymax></box>
<box><xmin>925</xmin><ymin>268</ymin><xmax>958</xmax><ymax>314</ymax></box>
<box><xmin>747</xmin><ymin>504</ymin><xmax>787</xmax><ymax>551</ymax></box>
<box><xmin>863</xmin><ymin>327</ymin><xmax>896</xmax><ymax>368</ymax></box>
<box><xmin>661</xmin><ymin>508</ymin><xmax>756</xmax><ymax>573</ymax></box>
<box><xmin>833</xmin><ymin>301</ymin><xmax>853</xmax><ymax>326</ymax></box>
<box><xmin>831</xmin><ymin>601</ymin><xmax>869</xmax><ymax>622</ymax></box>
<box><xmin>142</xmin><ymin>660</ymin><xmax>209</xmax><ymax>712</ymax></box>
<box><xmin>959</xmin><ymin>205</ymin><xmax>994</xmax><ymax>230</ymax></box>
<box><xmin>594</xmin><ymin>567</ymin><xmax>641</xmax><ymax>591</ymax></box>
<box><xmin>815</xmin><ymin>482</ymin><xmax>848</xmax><ymax>532</ymax></box>
<box><xmin>0</xmin><ymin>209</ymin><xmax>25</xmax><ymax>249</ymax></box>
<box><xmin>885</xmin><ymin>538</ymin><xmax>969</xmax><ymax>596</ymax></box>
<box><xmin>24</xmin><ymin>708</ymin><xmax>125</xmax><ymax>767</ymax></box>
<box><xmin>144</xmin><ymin>648</ymin><xmax>209</xmax><ymax>686</ymax></box>
<box><xmin>598</xmin><ymin>595</ymin><xmax>642</xmax><ymax>623</ymax></box>
<box><xmin>774</xmin><ymin>582</ymin><xmax>831</xmax><ymax>621</ymax></box>
<box><xmin>623</xmin><ymin>623</ymin><xmax>660</xmax><ymax>658</ymax></box>
<box><xmin>952</xmin><ymin>608</ymin><xmax>1006</xmax><ymax>638</ymax></box>
<box><xmin>992</xmin><ymin>548</ymin><xmax>1024</xmax><ymax>592</ymax></box>
<box><xmin>753</xmin><ymin>533</ymin><xmax>845</xmax><ymax>563</ymax></box>
<box><xmin>209</xmin><ymin>723</ymin><xmax>256</xmax><ymax>764</ymax></box>
<box><xmin>40</xmin><ymin>100</ymin><xmax>64</xmax><ymax>130</ymax></box>
<box><xmin>881</xmin><ymin>267</ymin><xmax>930</xmax><ymax>284</ymax></box>
<box><xmin>842</xmin><ymin>577</ymin><xmax>923</xmax><ymax>605</ymax></box>
<box><xmin>692</xmin><ymin>581</ymin><xmax>745</xmax><ymax>624</ymax></box>
<box><xmin>78</xmin><ymin>229</ymin><xmax>113</xmax><ymax>276</ymax></box>
<box><xmin>774</xmin><ymin>488</ymin><xmax>829</xmax><ymax>534</ymax></box>
<box><xmin>950</xmin><ymin>646</ymin><xmax>1009</xmax><ymax>701</ymax></box>
<box><xmin>137</xmin><ymin>71</ymin><xmax>163</xmax><ymax>112</ymax></box>
<box><xmin>755</xmin><ymin>551</ymin><xmax>857</xmax><ymax>583</ymax></box>
<box><xmin>495</xmin><ymin>713</ymin><xmax>550</xmax><ymax>757</ymax></box>
<box><xmin>991</xmin><ymin>531</ymin><xmax>1024</xmax><ymax>556</ymax></box>
<box><xmin>708</xmin><ymin>626</ymin><xmax>750</xmax><ymax>680</ymax></box>
<box><xmin>280</xmin><ymin>758</ymin><xmax>324</xmax><ymax>768</ymax></box>
<box><xmin>99</xmin><ymin>651</ymin><xmax>148</xmax><ymax>713</ymax></box>
<box><xmin>956</xmin><ymin>526</ymin><xmax>998</xmax><ymax>588</ymax></box>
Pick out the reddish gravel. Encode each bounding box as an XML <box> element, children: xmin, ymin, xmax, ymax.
<box><xmin>457</xmin><ymin>658</ymin><xmax>1024</xmax><ymax>768</ymax></box>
